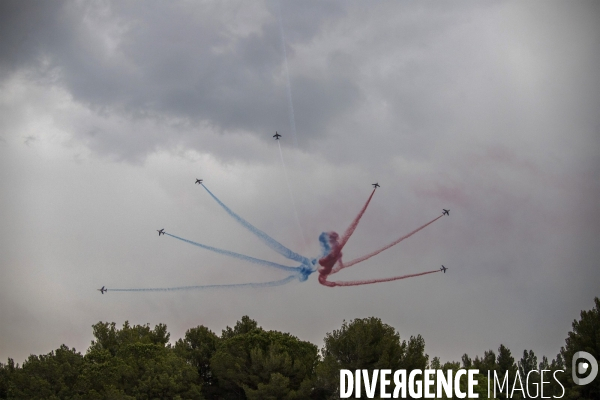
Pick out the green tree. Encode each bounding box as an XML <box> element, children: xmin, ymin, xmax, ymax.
<box><xmin>433</xmin><ymin>358</ymin><xmax>487</xmax><ymax>400</ymax></box>
<box><xmin>211</xmin><ymin>317</ymin><xmax>318</xmax><ymax>400</ymax></box>
<box><xmin>473</xmin><ymin>349</ymin><xmax>496</xmax><ymax>373</ymax></box>
<box><xmin>491</xmin><ymin>345</ymin><xmax>518</xmax><ymax>400</ymax></box>
<box><xmin>174</xmin><ymin>325</ymin><xmax>219</xmax><ymax>398</ymax></box>
<box><xmin>221</xmin><ymin>315</ymin><xmax>261</xmax><ymax>340</ymax></box>
<box><xmin>519</xmin><ymin>349</ymin><xmax>537</xmax><ymax>399</ymax></box>
<box><xmin>78</xmin><ymin>321</ymin><xmax>203</xmax><ymax>399</ymax></box>
<box><xmin>461</xmin><ymin>354</ymin><xmax>472</xmax><ymax>369</ymax></box>
<box><xmin>560</xmin><ymin>297</ymin><xmax>600</xmax><ymax>399</ymax></box>
<box><xmin>315</xmin><ymin>317</ymin><xmax>425</xmax><ymax>399</ymax></box>
<box><xmin>3</xmin><ymin>346</ymin><xmax>84</xmax><ymax>399</ymax></box>
<box><xmin>0</xmin><ymin>358</ymin><xmax>14</xmax><ymax>398</ymax></box>
<box><xmin>541</xmin><ymin>353</ymin><xmax>567</xmax><ymax>399</ymax></box>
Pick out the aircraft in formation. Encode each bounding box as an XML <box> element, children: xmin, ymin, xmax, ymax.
<box><xmin>273</xmin><ymin>132</ymin><xmax>281</xmax><ymax>140</ymax></box>
<box><xmin>99</xmin><ymin>177</ymin><xmax>449</xmax><ymax>294</ymax></box>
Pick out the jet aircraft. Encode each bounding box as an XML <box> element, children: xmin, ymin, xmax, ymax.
<box><xmin>97</xmin><ymin>286</ymin><xmax>107</xmax><ymax>294</ymax></box>
<box><xmin>195</xmin><ymin>179</ymin><xmax>203</xmax><ymax>184</ymax></box>
<box><xmin>372</xmin><ymin>183</ymin><xmax>380</xmax><ymax>188</ymax></box>
<box><xmin>440</xmin><ymin>265</ymin><xmax>448</xmax><ymax>273</ymax></box>
<box><xmin>273</xmin><ymin>132</ymin><xmax>281</xmax><ymax>140</ymax></box>
<box><xmin>442</xmin><ymin>209</ymin><xmax>450</xmax><ymax>216</ymax></box>
<box><xmin>157</xmin><ymin>229</ymin><xmax>165</xmax><ymax>236</ymax></box>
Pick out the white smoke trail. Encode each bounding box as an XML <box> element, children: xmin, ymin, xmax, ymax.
<box><xmin>277</xmin><ymin>0</ymin><xmax>298</xmax><ymax>148</ymax></box>
<box><xmin>278</xmin><ymin>140</ymin><xmax>306</xmax><ymax>245</ymax></box>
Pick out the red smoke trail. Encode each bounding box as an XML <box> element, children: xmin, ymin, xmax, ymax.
<box><xmin>332</xmin><ymin>214</ymin><xmax>444</xmax><ymax>274</ymax></box>
<box><xmin>317</xmin><ymin>189</ymin><xmax>376</xmax><ymax>279</ymax></box>
<box><xmin>322</xmin><ymin>269</ymin><xmax>440</xmax><ymax>287</ymax></box>
<box><xmin>317</xmin><ymin>192</ymin><xmax>447</xmax><ymax>287</ymax></box>
<box><xmin>339</xmin><ymin>188</ymin><xmax>376</xmax><ymax>249</ymax></box>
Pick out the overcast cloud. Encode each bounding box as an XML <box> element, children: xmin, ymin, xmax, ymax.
<box><xmin>0</xmin><ymin>0</ymin><xmax>598</xmax><ymax>365</ymax></box>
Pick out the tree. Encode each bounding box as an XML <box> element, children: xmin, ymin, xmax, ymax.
<box><xmin>461</xmin><ymin>354</ymin><xmax>472</xmax><ymax>369</ymax></box>
<box><xmin>175</xmin><ymin>325</ymin><xmax>219</xmax><ymax>398</ymax></box>
<box><xmin>3</xmin><ymin>346</ymin><xmax>84</xmax><ymax>399</ymax></box>
<box><xmin>560</xmin><ymin>297</ymin><xmax>600</xmax><ymax>399</ymax></box>
<box><xmin>211</xmin><ymin>317</ymin><xmax>318</xmax><ymax>400</ymax></box>
<box><xmin>518</xmin><ymin>349</ymin><xmax>538</xmax><ymax>399</ymax></box>
<box><xmin>88</xmin><ymin>321</ymin><xmax>170</xmax><ymax>356</ymax></box>
<box><xmin>79</xmin><ymin>321</ymin><xmax>203</xmax><ymax>399</ymax></box>
<box><xmin>490</xmin><ymin>345</ymin><xmax>518</xmax><ymax>400</ymax></box>
<box><xmin>221</xmin><ymin>315</ymin><xmax>260</xmax><ymax>340</ymax></box>
<box><xmin>541</xmin><ymin>353</ymin><xmax>566</xmax><ymax>398</ymax></box>
<box><xmin>0</xmin><ymin>358</ymin><xmax>14</xmax><ymax>398</ymax></box>
<box><xmin>315</xmin><ymin>317</ymin><xmax>424</xmax><ymax>398</ymax></box>
<box><xmin>403</xmin><ymin>335</ymin><xmax>429</xmax><ymax>372</ymax></box>
<box><xmin>473</xmin><ymin>349</ymin><xmax>496</xmax><ymax>373</ymax></box>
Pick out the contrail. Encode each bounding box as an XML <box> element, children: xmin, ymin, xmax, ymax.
<box><xmin>320</xmin><ymin>269</ymin><xmax>440</xmax><ymax>287</ymax></box>
<box><xmin>277</xmin><ymin>0</ymin><xmax>298</xmax><ymax>148</ymax></box>
<box><xmin>166</xmin><ymin>233</ymin><xmax>300</xmax><ymax>273</ymax></box>
<box><xmin>107</xmin><ymin>274</ymin><xmax>298</xmax><ymax>292</ymax></box>
<box><xmin>277</xmin><ymin>140</ymin><xmax>306</xmax><ymax>245</ymax></box>
<box><xmin>200</xmin><ymin>183</ymin><xmax>311</xmax><ymax>266</ymax></box>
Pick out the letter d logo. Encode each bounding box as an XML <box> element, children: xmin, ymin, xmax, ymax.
<box><xmin>572</xmin><ymin>351</ymin><xmax>598</xmax><ymax>386</ymax></box>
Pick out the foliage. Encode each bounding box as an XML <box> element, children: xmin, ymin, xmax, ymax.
<box><xmin>211</xmin><ymin>317</ymin><xmax>318</xmax><ymax>400</ymax></box>
<box><xmin>174</xmin><ymin>325</ymin><xmax>219</xmax><ymax>398</ymax></box>
<box><xmin>1</xmin><ymin>299</ymin><xmax>599</xmax><ymax>399</ymax></box>
<box><xmin>560</xmin><ymin>297</ymin><xmax>600</xmax><ymax>399</ymax></box>
<box><xmin>0</xmin><ymin>322</ymin><xmax>202</xmax><ymax>399</ymax></box>
<box><xmin>315</xmin><ymin>317</ymin><xmax>426</xmax><ymax>398</ymax></box>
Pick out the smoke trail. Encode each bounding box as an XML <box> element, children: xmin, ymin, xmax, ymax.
<box><xmin>339</xmin><ymin>189</ymin><xmax>376</xmax><ymax>249</ymax></box>
<box><xmin>333</xmin><ymin>214</ymin><xmax>444</xmax><ymax>273</ymax></box>
<box><xmin>321</xmin><ymin>269</ymin><xmax>440</xmax><ymax>287</ymax></box>
<box><xmin>317</xmin><ymin>192</ymin><xmax>446</xmax><ymax>287</ymax></box>
<box><xmin>166</xmin><ymin>233</ymin><xmax>300</xmax><ymax>274</ymax></box>
<box><xmin>277</xmin><ymin>0</ymin><xmax>298</xmax><ymax>148</ymax></box>
<box><xmin>107</xmin><ymin>274</ymin><xmax>298</xmax><ymax>292</ymax></box>
<box><xmin>277</xmin><ymin>140</ymin><xmax>306</xmax><ymax>245</ymax></box>
<box><xmin>317</xmin><ymin>189</ymin><xmax>376</xmax><ymax>278</ymax></box>
<box><xmin>199</xmin><ymin>184</ymin><xmax>311</xmax><ymax>267</ymax></box>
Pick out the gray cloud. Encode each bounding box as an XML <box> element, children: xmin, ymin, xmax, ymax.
<box><xmin>0</xmin><ymin>0</ymin><xmax>598</xmax><ymax>366</ymax></box>
<box><xmin>1</xmin><ymin>0</ymin><xmax>358</xmax><ymax>160</ymax></box>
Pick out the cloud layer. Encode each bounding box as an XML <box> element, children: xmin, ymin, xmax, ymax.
<box><xmin>0</xmin><ymin>0</ymin><xmax>598</xmax><ymax>365</ymax></box>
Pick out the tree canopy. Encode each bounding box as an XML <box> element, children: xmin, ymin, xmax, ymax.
<box><xmin>1</xmin><ymin>298</ymin><xmax>598</xmax><ymax>399</ymax></box>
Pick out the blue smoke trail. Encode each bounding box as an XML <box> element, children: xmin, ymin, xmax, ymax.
<box><xmin>108</xmin><ymin>274</ymin><xmax>298</xmax><ymax>292</ymax></box>
<box><xmin>199</xmin><ymin>184</ymin><xmax>313</xmax><ymax>268</ymax></box>
<box><xmin>166</xmin><ymin>233</ymin><xmax>299</xmax><ymax>274</ymax></box>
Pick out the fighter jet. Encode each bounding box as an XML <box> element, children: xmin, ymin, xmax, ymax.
<box><xmin>195</xmin><ymin>179</ymin><xmax>203</xmax><ymax>184</ymax></box>
<box><xmin>273</xmin><ymin>132</ymin><xmax>281</xmax><ymax>140</ymax></box>
<box><xmin>157</xmin><ymin>229</ymin><xmax>165</xmax><ymax>236</ymax></box>
<box><xmin>442</xmin><ymin>209</ymin><xmax>450</xmax><ymax>216</ymax></box>
<box><xmin>440</xmin><ymin>265</ymin><xmax>448</xmax><ymax>273</ymax></box>
<box><xmin>97</xmin><ymin>286</ymin><xmax>107</xmax><ymax>294</ymax></box>
<box><xmin>372</xmin><ymin>183</ymin><xmax>380</xmax><ymax>188</ymax></box>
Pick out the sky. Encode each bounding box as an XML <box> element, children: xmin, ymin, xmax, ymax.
<box><xmin>0</xmin><ymin>0</ymin><xmax>599</xmax><ymax>366</ymax></box>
